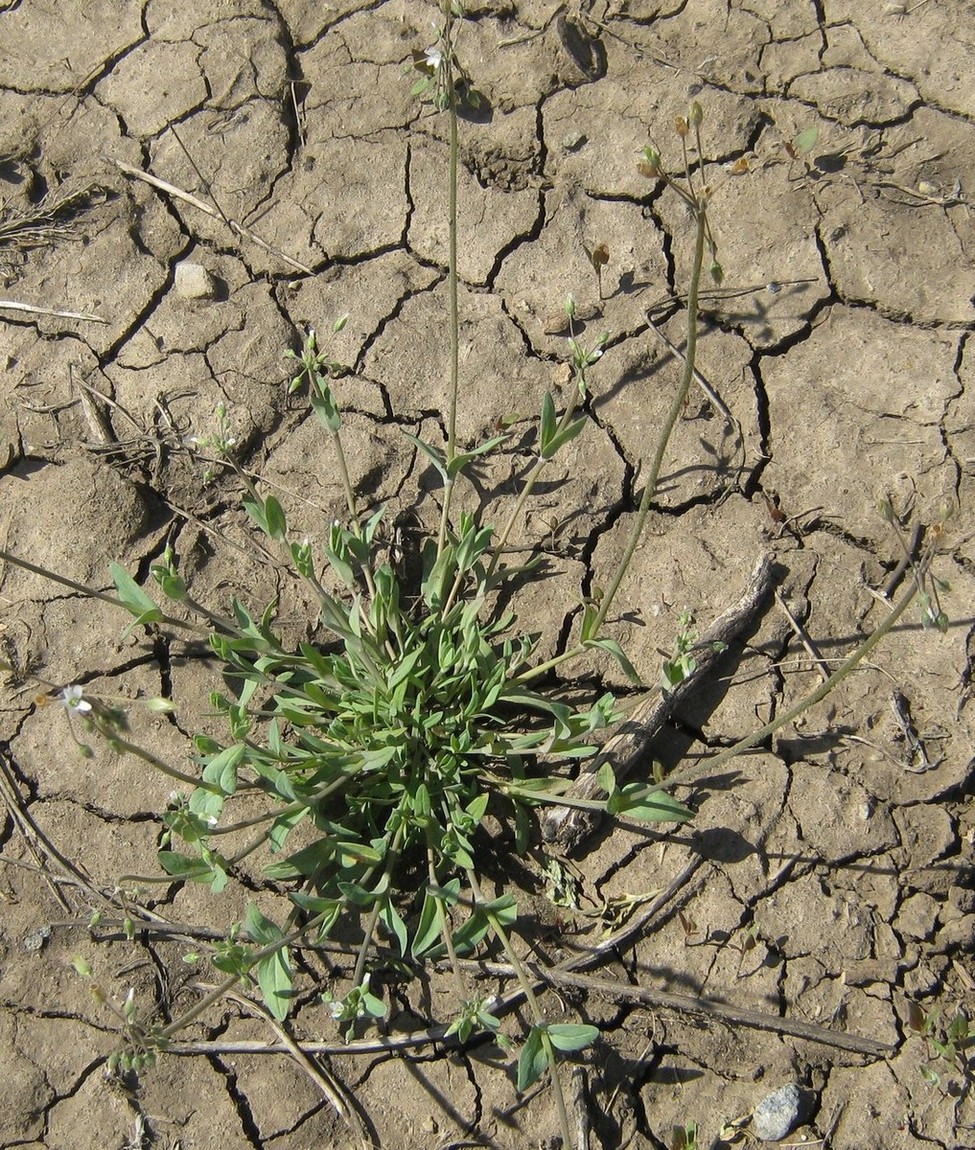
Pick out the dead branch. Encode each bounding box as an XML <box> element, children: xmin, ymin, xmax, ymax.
<box><xmin>541</xmin><ymin>554</ymin><xmax>776</xmax><ymax>853</ymax></box>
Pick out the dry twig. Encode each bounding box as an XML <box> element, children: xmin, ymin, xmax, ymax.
<box><xmin>541</xmin><ymin>554</ymin><xmax>776</xmax><ymax>852</ymax></box>
<box><xmin>114</xmin><ymin>159</ymin><xmax>314</xmax><ymax>275</ymax></box>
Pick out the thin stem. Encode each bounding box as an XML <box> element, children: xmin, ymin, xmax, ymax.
<box><xmin>0</xmin><ymin>549</ymin><xmax>208</xmax><ymax>636</ymax></box>
<box><xmin>350</xmin><ymin>822</ymin><xmax>405</xmax><ymax>993</ymax></box>
<box><xmin>667</xmin><ymin>570</ymin><xmax>923</xmax><ymax>788</ymax></box>
<box><xmin>429</xmin><ymin>846</ymin><xmax>467</xmax><ymax>1000</ymax></box>
<box><xmin>437</xmin><ymin>11</ymin><xmax>461</xmax><ymax>558</ymax></box>
<box><xmin>106</xmin><ymin>731</ymin><xmax>201</xmax><ymax>788</ymax></box>
<box><xmin>467</xmin><ymin>871</ymin><xmax>573</xmax><ymax>1149</ymax></box>
<box><xmin>486</xmin><ymin>384</ymin><xmax>585</xmax><ymax>581</ymax></box>
<box><xmin>591</xmin><ymin>196</ymin><xmax>708</xmax><ymax>635</ymax></box>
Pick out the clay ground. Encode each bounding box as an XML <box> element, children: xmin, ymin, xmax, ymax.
<box><xmin>1</xmin><ymin>1</ymin><xmax>974</xmax><ymax>1148</ymax></box>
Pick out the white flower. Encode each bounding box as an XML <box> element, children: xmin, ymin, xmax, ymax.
<box><xmin>59</xmin><ymin>685</ymin><xmax>92</xmax><ymax>713</ymax></box>
<box><xmin>424</xmin><ymin>47</ymin><xmax>443</xmax><ymax>70</ymax></box>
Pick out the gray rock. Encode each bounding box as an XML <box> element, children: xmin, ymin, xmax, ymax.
<box><xmin>752</xmin><ymin>1083</ymin><xmax>801</xmax><ymax>1141</ymax></box>
<box><xmin>174</xmin><ymin>261</ymin><xmax>218</xmax><ymax>300</ymax></box>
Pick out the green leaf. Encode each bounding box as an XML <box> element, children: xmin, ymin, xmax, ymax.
<box><xmin>919</xmin><ymin>1064</ymin><xmax>941</xmax><ymax>1087</ymax></box>
<box><xmin>543</xmin><ymin>416</ymin><xmax>587</xmax><ymax>460</ymax></box>
<box><xmin>110</xmin><ymin>563</ymin><xmax>163</xmax><ymax>624</ymax></box>
<box><xmin>583</xmin><ymin>637</ymin><xmax>642</xmax><ymax>684</ymax></box>
<box><xmin>539</xmin><ymin>391</ymin><xmax>557</xmax><ymax>456</ymax></box>
<box><xmin>793</xmin><ymin>125</ymin><xmax>819</xmax><ymax>154</ymax></box>
<box><xmin>264</xmin><ymin>841</ymin><xmax>332</xmax><ymax>880</ymax></box>
<box><xmin>608</xmin><ymin>783</ymin><xmax>693</xmax><ymax>824</ymax></box>
<box><xmin>202</xmin><ymin>744</ymin><xmax>245</xmax><ymax>796</ymax></box>
<box><xmin>449</xmin><ymin>910</ymin><xmax>491</xmax><ymax>956</ymax></box>
<box><xmin>517</xmin><ymin>1026</ymin><xmax>548</xmax><ymax>1091</ymax></box>
<box><xmin>157</xmin><ymin>850</ymin><xmax>217</xmax><ymax>883</ymax></box>
<box><xmin>597</xmin><ymin>761</ymin><xmax>616</xmax><ymax>797</ymax></box>
<box><xmin>245</xmin><ymin>903</ymin><xmax>283</xmax><ymax>945</ymax></box>
<box><xmin>546</xmin><ymin>1023</ymin><xmax>599</xmax><ymax>1052</ymax></box>
<box><xmin>403</xmin><ymin>431</ymin><xmax>448</xmax><ymax>483</ymax></box>
<box><xmin>411</xmin><ymin>889</ymin><xmax>443</xmax><ymax>959</ymax></box>
<box><xmin>256</xmin><ymin>947</ymin><xmax>293</xmax><ymax>1022</ymax></box>
<box><xmin>264</xmin><ymin>495</ymin><xmax>287</xmax><ymax>541</ymax></box>
<box><xmin>309</xmin><ymin>376</ymin><xmax>341</xmax><ymax>431</ymax></box>
<box><xmin>380</xmin><ymin>896</ymin><xmax>408</xmax><ymax>957</ymax></box>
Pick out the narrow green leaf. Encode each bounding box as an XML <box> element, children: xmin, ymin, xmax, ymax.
<box><xmin>264</xmin><ymin>495</ymin><xmax>287</xmax><ymax>541</ymax></box>
<box><xmin>110</xmin><ymin>563</ymin><xmax>163</xmax><ymax>621</ymax></box>
<box><xmin>380</xmin><ymin>896</ymin><xmax>408</xmax><ymax>957</ymax></box>
<box><xmin>546</xmin><ymin>1023</ymin><xmax>599</xmax><ymax>1052</ymax></box>
<box><xmin>256</xmin><ymin>947</ymin><xmax>293</xmax><ymax>1022</ymax></box>
<box><xmin>411</xmin><ymin>889</ymin><xmax>443</xmax><ymax>959</ymax></box>
<box><xmin>609</xmin><ymin>783</ymin><xmax>693</xmax><ymax>823</ymax></box>
<box><xmin>403</xmin><ymin>431</ymin><xmax>448</xmax><ymax>482</ymax></box>
<box><xmin>539</xmin><ymin>391</ymin><xmax>556</xmax><ymax>456</ymax></box>
<box><xmin>582</xmin><ymin>637</ymin><xmax>642</xmax><ymax>684</ymax></box>
<box><xmin>544</xmin><ymin>416</ymin><xmax>587</xmax><ymax>459</ymax></box>
<box><xmin>517</xmin><ymin>1026</ymin><xmax>548</xmax><ymax>1091</ymax></box>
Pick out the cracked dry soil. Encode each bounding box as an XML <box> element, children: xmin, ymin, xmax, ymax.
<box><xmin>1</xmin><ymin>2</ymin><xmax>974</xmax><ymax>1148</ymax></box>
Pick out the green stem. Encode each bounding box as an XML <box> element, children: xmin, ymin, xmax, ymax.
<box><xmin>666</xmin><ymin>571</ymin><xmax>923</xmax><ymax>788</ymax></box>
<box><xmin>591</xmin><ymin>197</ymin><xmax>708</xmax><ymax>635</ymax></box>
<box><xmin>486</xmin><ymin>387</ymin><xmax>585</xmax><ymax>581</ymax></box>
<box><xmin>106</xmin><ymin>731</ymin><xmax>201</xmax><ymax>788</ymax></box>
<box><xmin>0</xmin><ymin>549</ymin><xmax>207</xmax><ymax>636</ymax></box>
<box><xmin>429</xmin><ymin>846</ymin><xmax>466</xmax><ymax>1000</ymax></box>
<box><xmin>437</xmin><ymin>25</ymin><xmax>461</xmax><ymax>558</ymax></box>
<box><xmin>350</xmin><ymin>822</ymin><xmax>405</xmax><ymax>993</ymax></box>
<box><xmin>467</xmin><ymin>871</ymin><xmax>573</xmax><ymax>1149</ymax></box>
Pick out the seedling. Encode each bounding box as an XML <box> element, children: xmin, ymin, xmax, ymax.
<box><xmin>908</xmin><ymin>1001</ymin><xmax>975</xmax><ymax>1088</ymax></box>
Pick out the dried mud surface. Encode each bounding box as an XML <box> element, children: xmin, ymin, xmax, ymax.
<box><xmin>1</xmin><ymin>2</ymin><xmax>974</xmax><ymax>1149</ymax></box>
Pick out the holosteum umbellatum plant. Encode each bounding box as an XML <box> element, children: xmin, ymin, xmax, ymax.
<box><xmin>0</xmin><ymin>3</ymin><xmax>948</xmax><ymax>1143</ymax></box>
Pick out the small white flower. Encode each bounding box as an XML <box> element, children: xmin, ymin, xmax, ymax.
<box><xmin>424</xmin><ymin>47</ymin><xmax>443</xmax><ymax>70</ymax></box>
<box><xmin>59</xmin><ymin>685</ymin><xmax>92</xmax><ymax>713</ymax></box>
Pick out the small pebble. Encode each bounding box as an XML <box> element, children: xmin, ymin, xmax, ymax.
<box><xmin>23</xmin><ymin>924</ymin><xmax>51</xmax><ymax>954</ymax></box>
<box><xmin>562</xmin><ymin>129</ymin><xmax>586</xmax><ymax>151</ymax></box>
<box><xmin>752</xmin><ymin>1083</ymin><xmax>801</xmax><ymax>1141</ymax></box>
<box><xmin>174</xmin><ymin>261</ymin><xmax>218</xmax><ymax>300</ymax></box>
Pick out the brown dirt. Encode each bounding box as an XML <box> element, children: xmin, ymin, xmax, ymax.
<box><xmin>1</xmin><ymin>2</ymin><xmax>974</xmax><ymax>1148</ymax></box>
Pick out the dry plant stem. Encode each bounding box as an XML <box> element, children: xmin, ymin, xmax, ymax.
<box><xmin>0</xmin><ymin>299</ymin><xmax>106</xmax><ymax>322</ymax></box>
<box><xmin>591</xmin><ymin>198</ymin><xmax>708</xmax><ymax>635</ymax></box>
<box><xmin>646</xmin><ymin>316</ymin><xmax>735</xmax><ymax>425</ymax></box>
<box><xmin>0</xmin><ymin>754</ymin><xmax>73</xmax><ymax>912</ymax></box>
<box><xmin>113</xmin><ymin>160</ymin><xmax>313</xmax><ymax>275</ymax></box>
<box><xmin>667</xmin><ymin>569</ymin><xmax>923</xmax><ymax>790</ymax></box>
<box><xmin>774</xmin><ymin>587</ymin><xmax>830</xmax><ymax>684</ymax></box>
<box><xmin>542</xmin><ymin>554</ymin><xmax>775</xmax><ymax>851</ymax></box>
<box><xmin>570</xmin><ymin>1066</ymin><xmax>590</xmax><ymax>1150</ymax></box>
<box><xmin>224</xmin><ymin>990</ymin><xmax>360</xmax><ymax>1130</ymax></box>
<box><xmin>543</xmin><ymin>969</ymin><xmax>892</xmax><ymax>1057</ymax></box>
